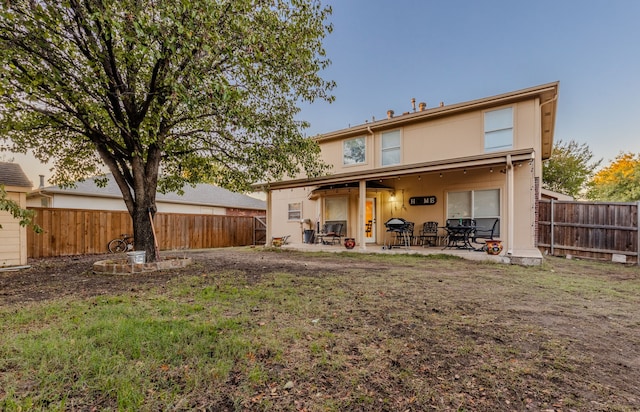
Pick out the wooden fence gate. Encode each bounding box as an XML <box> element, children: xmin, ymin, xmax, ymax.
<box><xmin>537</xmin><ymin>200</ymin><xmax>640</xmax><ymax>264</ymax></box>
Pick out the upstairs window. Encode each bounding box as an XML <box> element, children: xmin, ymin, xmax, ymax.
<box><xmin>484</xmin><ymin>107</ymin><xmax>513</xmax><ymax>152</ymax></box>
<box><xmin>343</xmin><ymin>136</ymin><xmax>366</xmax><ymax>165</ymax></box>
<box><xmin>381</xmin><ymin>130</ymin><xmax>401</xmax><ymax>166</ymax></box>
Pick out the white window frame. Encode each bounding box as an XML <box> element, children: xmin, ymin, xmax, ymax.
<box><xmin>343</xmin><ymin>136</ymin><xmax>366</xmax><ymax>165</ymax></box>
<box><xmin>446</xmin><ymin>189</ymin><xmax>501</xmax><ymax>236</ymax></box>
<box><xmin>381</xmin><ymin>130</ymin><xmax>401</xmax><ymax>166</ymax></box>
<box><xmin>484</xmin><ymin>107</ymin><xmax>513</xmax><ymax>152</ymax></box>
<box><xmin>287</xmin><ymin>202</ymin><xmax>302</xmax><ymax>221</ymax></box>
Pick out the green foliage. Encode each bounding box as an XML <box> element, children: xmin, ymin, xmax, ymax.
<box><xmin>0</xmin><ymin>0</ymin><xmax>334</xmax><ymax>256</ymax></box>
<box><xmin>0</xmin><ymin>185</ymin><xmax>42</xmax><ymax>232</ymax></box>
<box><xmin>586</xmin><ymin>152</ymin><xmax>640</xmax><ymax>201</ymax></box>
<box><xmin>542</xmin><ymin>139</ymin><xmax>601</xmax><ymax>198</ymax></box>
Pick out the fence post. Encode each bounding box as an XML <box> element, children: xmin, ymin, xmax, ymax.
<box><xmin>550</xmin><ymin>199</ymin><xmax>555</xmax><ymax>256</ymax></box>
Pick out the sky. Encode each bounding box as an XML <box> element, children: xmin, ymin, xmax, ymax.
<box><xmin>6</xmin><ymin>0</ymin><xmax>640</xmax><ymax>189</ymax></box>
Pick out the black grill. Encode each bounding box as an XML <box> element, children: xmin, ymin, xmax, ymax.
<box><xmin>384</xmin><ymin>218</ymin><xmax>412</xmax><ymax>249</ymax></box>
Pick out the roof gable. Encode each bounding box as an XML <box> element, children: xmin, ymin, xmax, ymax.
<box><xmin>0</xmin><ymin>162</ymin><xmax>33</xmax><ymax>188</ymax></box>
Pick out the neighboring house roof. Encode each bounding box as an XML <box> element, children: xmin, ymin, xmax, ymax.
<box><xmin>0</xmin><ymin>162</ymin><xmax>33</xmax><ymax>188</ymax></box>
<box><xmin>541</xmin><ymin>188</ymin><xmax>574</xmax><ymax>201</ymax></box>
<box><xmin>31</xmin><ymin>174</ymin><xmax>266</xmax><ymax>211</ymax></box>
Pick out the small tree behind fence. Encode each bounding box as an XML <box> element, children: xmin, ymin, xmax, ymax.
<box><xmin>537</xmin><ymin>200</ymin><xmax>639</xmax><ymax>264</ymax></box>
<box><xmin>27</xmin><ymin>208</ymin><xmax>261</xmax><ymax>258</ymax></box>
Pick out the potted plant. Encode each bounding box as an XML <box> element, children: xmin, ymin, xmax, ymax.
<box><xmin>485</xmin><ymin>239</ymin><xmax>503</xmax><ymax>255</ymax></box>
<box><xmin>344</xmin><ymin>238</ymin><xmax>356</xmax><ymax>249</ymax></box>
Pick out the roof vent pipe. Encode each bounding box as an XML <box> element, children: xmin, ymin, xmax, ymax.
<box><xmin>419</xmin><ymin>102</ymin><xmax>427</xmax><ymax>111</ymax></box>
<box><xmin>387</xmin><ymin>110</ymin><xmax>394</xmax><ymax>119</ymax></box>
<box><xmin>439</xmin><ymin>101</ymin><xmax>444</xmax><ymax>107</ymax></box>
<box><xmin>411</xmin><ymin>98</ymin><xmax>416</xmax><ymax>112</ymax></box>
<box><xmin>39</xmin><ymin>175</ymin><xmax>45</xmax><ymax>188</ymax></box>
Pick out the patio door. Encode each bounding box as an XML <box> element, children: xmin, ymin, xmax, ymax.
<box><xmin>365</xmin><ymin>198</ymin><xmax>376</xmax><ymax>243</ymax></box>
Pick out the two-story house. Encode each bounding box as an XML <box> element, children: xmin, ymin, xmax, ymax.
<box><xmin>261</xmin><ymin>82</ymin><xmax>559</xmax><ymax>265</ymax></box>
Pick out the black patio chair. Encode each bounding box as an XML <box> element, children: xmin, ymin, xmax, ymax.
<box><xmin>316</xmin><ymin>223</ymin><xmax>344</xmax><ymax>245</ymax></box>
<box><xmin>471</xmin><ymin>218</ymin><xmax>499</xmax><ymax>250</ymax></box>
<box><xmin>419</xmin><ymin>221</ymin><xmax>439</xmax><ymax>247</ymax></box>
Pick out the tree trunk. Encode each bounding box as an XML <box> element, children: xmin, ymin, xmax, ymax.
<box><xmin>132</xmin><ymin>206</ymin><xmax>157</xmax><ymax>262</ymax></box>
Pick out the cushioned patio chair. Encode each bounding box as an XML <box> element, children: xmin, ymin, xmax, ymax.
<box><xmin>316</xmin><ymin>223</ymin><xmax>344</xmax><ymax>245</ymax></box>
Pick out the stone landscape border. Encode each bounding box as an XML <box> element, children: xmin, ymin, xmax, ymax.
<box><xmin>93</xmin><ymin>257</ymin><xmax>192</xmax><ymax>275</ymax></box>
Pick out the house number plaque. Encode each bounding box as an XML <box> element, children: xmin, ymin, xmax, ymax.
<box><xmin>409</xmin><ymin>196</ymin><xmax>437</xmax><ymax>206</ymax></box>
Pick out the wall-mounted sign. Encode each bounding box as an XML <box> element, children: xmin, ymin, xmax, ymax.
<box><xmin>409</xmin><ymin>196</ymin><xmax>437</xmax><ymax>206</ymax></box>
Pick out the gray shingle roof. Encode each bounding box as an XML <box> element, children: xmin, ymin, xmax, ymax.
<box><xmin>37</xmin><ymin>174</ymin><xmax>266</xmax><ymax>210</ymax></box>
<box><xmin>0</xmin><ymin>162</ymin><xmax>33</xmax><ymax>188</ymax></box>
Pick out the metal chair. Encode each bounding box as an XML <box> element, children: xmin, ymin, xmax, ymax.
<box><xmin>316</xmin><ymin>223</ymin><xmax>344</xmax><ymax>245</ymax></box>
<box><xmin>419</xmin><ymin>221</ymin><xmax>439</xmax><ymax>247</ymax></box>
<box><xmin>471</xmin><ymin>218</ymin><xmax>499</xmax><ymax>250</ymax></box>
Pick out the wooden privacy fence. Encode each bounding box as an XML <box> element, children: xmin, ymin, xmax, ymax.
<box><xmin>27</xmin><ymin>207</ymin><xmax>261</xmax><ymax>258</ymax></box>
<box><xmin>537</xmin><ymin>200</ymin><xmax>640</xmax><ymax>264</ymax></box>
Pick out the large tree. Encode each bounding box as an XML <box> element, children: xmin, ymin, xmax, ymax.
<box><xmin>0</xmin><ymin>0</ymin><xmax>334</xmax><ymax>261</ymax></box>
<box><xmin>542</xmin><ymin>139</ymin><xmax>601</xmax><ymax>198</ymax></box>
<box><xmin>586</xmin><ymin>152</ymin><xmax>640</xmax><ymax>201</ymax></box>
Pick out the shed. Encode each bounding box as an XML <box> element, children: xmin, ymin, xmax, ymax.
<box><xmin>0</xmin><ymin>162</ymin><xmax>33</xmax><ymax>267</ymax></box>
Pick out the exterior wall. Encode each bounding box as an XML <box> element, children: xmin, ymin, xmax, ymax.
<box><xmin>0</xmin><ymin>190</ymin><xmax>28</xmax><ymax>267</ymax></box>
<box><xmin>270</xmin><ymin>187</ymin><xmax>318</xmax><ymax>243</ymax></box>
<box><xmin>318</xmin><ymin>100</ymin><xmax>539</xmax><ymax>175</ymax></box>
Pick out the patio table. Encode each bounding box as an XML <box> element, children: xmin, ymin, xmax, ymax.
<box><xmin>443</xmin><ymin>224</ymin><xmax>476</xmax><ymax>250</ymax></box>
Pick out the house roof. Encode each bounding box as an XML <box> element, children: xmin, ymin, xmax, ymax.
<box><xmin>0</xmin><ymin>162</ymin><xmax>33</xmax><ymax>188</ymax></box>
<box><xmin>315</xmin><ymin>82</ymin><xmax>559</xmax><ymax>160</ymax></box>
<box><xmin>31</xmin><ymin>174</ymin><xmax>266</xmax><ymax>210</ymax></box>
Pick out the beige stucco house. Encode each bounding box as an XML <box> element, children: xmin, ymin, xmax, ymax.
<box><xmin>0</xmin><ymin>162</ymin><xmax>33</xmax><ymax>267</ymax></box>
<box><xmin>261</xmin><ymin>82</ymin><xmax>559</xmax><ymax>265</ymax></box>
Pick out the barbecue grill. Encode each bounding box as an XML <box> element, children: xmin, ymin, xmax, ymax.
<box><xmin>383</xmin><ymin>217</ymin><xmax>413</xmax><ymax>249</ymax></box>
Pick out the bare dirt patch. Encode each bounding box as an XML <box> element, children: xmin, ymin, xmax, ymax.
<box><xmin>2</xmin><ymin>248</ymin><xmax>640</xmax><ymax>411</ymax></box>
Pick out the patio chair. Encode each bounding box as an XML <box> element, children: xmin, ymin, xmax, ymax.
<box><xmin>316</xmin><ymin>223</ymin><xmax>344</xmax><ymax>245</ymax></box>
<box><xmin>418</xmin><ymin>221</ymin><xmax>439</xmax><ymax>247</ymax></box>
<box><xmin>471</xmin><ymin>218</ymin><xmax>499</xmax><ymax>250</ymax></box>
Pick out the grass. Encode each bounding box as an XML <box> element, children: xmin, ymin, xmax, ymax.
<box><xmin>1</xmin><ymin>251</ymin><xmax>640</xmax><ymax>411</ymax></box>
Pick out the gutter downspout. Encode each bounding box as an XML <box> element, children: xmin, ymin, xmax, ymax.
<box><xmin>506</xmin><ymin>154</ymin><xmax>514</xmax><ymax>256</ymax></box>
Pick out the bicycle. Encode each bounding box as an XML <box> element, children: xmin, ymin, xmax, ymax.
<box><xmin>108</xmin><ymin>233</ymin><xmax>134</xmax><ymax>253</ymax></box>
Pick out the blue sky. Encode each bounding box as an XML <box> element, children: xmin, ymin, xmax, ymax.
<box><xmin>299</xmin><ymin>0</ymin><xmax>640</xmax><ymax>164</ymax></box>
